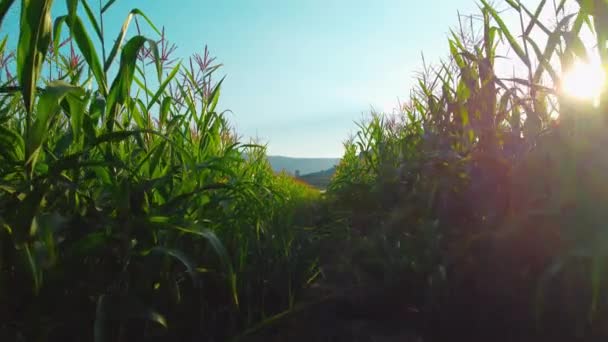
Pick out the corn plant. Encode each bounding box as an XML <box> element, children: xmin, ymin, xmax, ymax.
<box><xmin>0</xmin><ymin>1</ymin><xmax>321</xmax><ymax>341</ymax></box>
<box><xmin>325</xmin><ymin>0</ymin><xmax>608</xmax><ymax>340</ymax></box>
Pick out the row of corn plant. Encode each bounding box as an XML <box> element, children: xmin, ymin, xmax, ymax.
<box><xmin>0</xmin><ymin>1</ymin><xmax>321</xmax><ymax>341</ymax></box>
<box><xmin>324</xmin><ymin>0</ymin><xmax>608</xmax><ymax>340</ymax></box>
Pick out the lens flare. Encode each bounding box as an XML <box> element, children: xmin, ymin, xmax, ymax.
<box><xmin>560</xmin><ymin>60</ymin><xmax>605</xmax><ymax>104</ymax></box>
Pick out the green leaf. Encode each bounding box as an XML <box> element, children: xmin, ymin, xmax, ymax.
<box><xmin>83</xmin><ymin>94</ymin><xmax>104</xmax><ymax>144</ymax></box>
<box><xmin>95</xmin><ymin>294</ymin><xmax>167</xmax><ymax>342</ymax></box>
<box><xmin>572</xmin><ymin>1</ymin><xmax>593</xmax><ymax>36</ymax></box>
<box><xmin>66</xmin><ymin>0</ymin><xmax>77</xmax><ymax>26</ymax></box>
<box><xmin>17</xmin><ymin>0</ymin><xmax>53</xmax><ymax>114</ymax></box>
<box><xmin>523</xmin><ymin>0</ymin><xmax>549</xmax><ymax>37</ymax></box>
<box><xmin>22</xmin><ymin>243</ymin><xmax>42</xmax><ymax>294</ymax></box>
<box><xmin>104</xmin><ymin>9</ymin><xmax>160</xmax><ymax>72</ymax></box>
<box><xmin>132</xmin><ymin>98</ymin><xmax>147</xmax><ymax>129</ymax></box>
<box><xmin>504</xmin><ymin>0</ymin><xmax>519</xmax><ymax>10</ymax></box>
<box><xmin>176</xmin><ymin>227</ymin><xmax>239</xmax><ymax>306</ymax></box>
<box><xmin>0</xmin><ymin>0</ymin><xmax>16</xmax><ymax>29</ymax></box>
<box><xmin>52</xmin><ymin>15</ymin><xmax>67</xmax><ymax>56</ymax></box>
<box><xmin>66</xmin><ymin>16</ymin><xmax>107</xmax><ymax>95</ymax></box>
<box><xmin>0</xmin><ymin>125</ymin><xmax>25</xmax><ymax>161</ymax></box>
<box><xmin>93</xmin><ymin>130</ymin><xmax>145</xmax><ymax>145</ymax></box>
<box><xmin>159</xmin><ymin>96</ymin><xmax>171</xmax><ymax>127</ymax></box>
<box><xmin>148</xmin><ymin>247</ymin><xmax>199</xmax><ymax>283</ymax></box>
<box><xmin>480</xmin><ymin>0</ymin><xmax>530</xmax><ymax>67</ymax></box>
<box><xmin>27</xmin><ymin>81</ymin><xmax>85</xmax><ymax>172</ymax></box>
<box><xmin>146</xmin><ymin>61</ymin><xmax>181</xmax><ymax>112</ymax></box>
<box><xmin>449</xmin><ymin>39</ymin><xmax>465</xmax><ymax>69</ymax></box>
<box><xmin>106</xmin><ymin>36</ymin><xmax>159</xmax><ymax>130</ymax></box>
<box><xmin>0</xmin><ymin>35</ymin><xmax>7</xmax><ymax>57</ymax></box>
<box><xmin>526</xmin><ymin>36</ymin><xmax>559</xmax><ymax>85</ymax></box>
<box><xmin>100</xmin><ymin>0</ymin><xmax>117</xmax><ymax>13</ymax></box>
<box><xmin>80</xmin><ymin>0</ymin><xmax>103</xmax><ymax>41</ymax></box>
<box><xmin>65</xmin><ymin>92</ymin><xmax>87</xmax><ymax>144</ymax></box>
<box><xmin>208</xmin><ymin>76</ymin><xmax>224</xmax><ymax>114</ymax></box>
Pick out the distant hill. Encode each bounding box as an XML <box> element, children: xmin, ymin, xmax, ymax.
<box><xmin>267</xmin><ymin>156</ymin><xmax>339</xmax><ymax>175</ymax></box>
<box><xmin>297</xmin><ymin>167</ymin><xmax>336</xmax><ymax>189</ymax></box>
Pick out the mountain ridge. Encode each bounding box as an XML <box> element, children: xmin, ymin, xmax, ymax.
<box><xmin>267</xmin><ymin>155</ymin><xmax>340</xmax><ymax>175</ymax></box>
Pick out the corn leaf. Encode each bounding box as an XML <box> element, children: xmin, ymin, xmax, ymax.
<box><xmin>17</xmin><ymin>0</ymin><xmax>53</xmax><ymax>114</ymax></box>
<box><xmin>0</xmin><ymin>0</ymin><xmax>16</xmax><ymax>29</ymax></box>
<box><xmin>104</xmin><ymin>9</ymin><xmax>160</xmax><ymax>73</ymax></box>
<box><xmin>27</xmin><ymin>81</ymin><xmax>84</xmax><ymax>171</ymax></box>
<box><xmin>106</xmin><ymin>36</ymin><xmax>159</xmax><ymax>130</ymax></box>
<box><xmin>66</xmin><ymin>16</ymin><xmax>107</xmax><ymax>95</ymax></box>
<box><xmin>100</xmin><ymin>0</ymin><xmax>117</xmax><ymax>14</ymax></box>
<box><xmin>80</xmin><ymin>0</ymin><xmax>103</xmax><ymax>41</ymax></box>
<box><xmin>481</xmin><ymin>0</ymin><xmax>530</xmax><ymax>67</ymax></box>
<box><xmin>146</xmin><ymin>61</ymin><xmax>181</xmax><ymax>112</ymax></box>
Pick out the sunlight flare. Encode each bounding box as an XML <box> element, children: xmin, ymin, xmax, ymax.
<box><xmin>560</xmin><ymin>60</ymin><xmax>606</xmax><ymax>104</ymax></box>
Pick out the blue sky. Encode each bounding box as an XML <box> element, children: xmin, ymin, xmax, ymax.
<box><xmin>4</xmin><ymin>0</ymin><xmax>487</xmax><ymax>157</ymax></box>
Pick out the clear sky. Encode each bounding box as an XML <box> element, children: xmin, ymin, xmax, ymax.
<box><xmin>164</xmin><ymin>0</ymin><xmax>482</xmax><ymax>157</ymax></box>
<box><xmin>4</xmin><ymin>0</ymin><xmax>494</xmax><ymax>157</ymax></box>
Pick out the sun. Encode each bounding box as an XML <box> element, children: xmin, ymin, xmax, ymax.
<box><xmin>560</xmin><ymin>60</ymin><xmax>606</xmax><ymax>104</ymax></box>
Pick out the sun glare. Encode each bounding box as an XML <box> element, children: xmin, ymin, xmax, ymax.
<box><xmin>560</xmin><ymin>60</ymin><xmax>606</xmax><ymax>104</ymax></box>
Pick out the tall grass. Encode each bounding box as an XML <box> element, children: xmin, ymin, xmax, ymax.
<box><xmin>0</xmin><ymin>1</ymin><xmax>320</xmax><ymax>341</ymax></box>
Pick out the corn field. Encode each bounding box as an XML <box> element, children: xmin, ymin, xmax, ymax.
<box><xmin>2</xmin><ymin>0</ymin><xmax>608</xmax><ymax>341</ymax></box>
<box><xmin>0</xmin><ymin>1</ymin><xmax>320</xmax><ymax>341</ymax></box>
